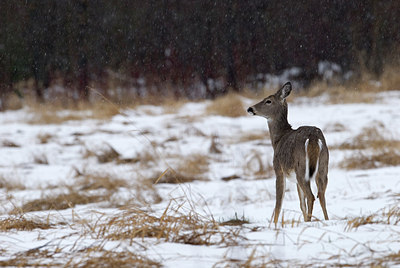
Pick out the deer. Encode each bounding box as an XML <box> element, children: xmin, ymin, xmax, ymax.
<box><xmin>247</xmin><ymin>82</ymin><xmax>329</xmax><ymax>225</ymax></box>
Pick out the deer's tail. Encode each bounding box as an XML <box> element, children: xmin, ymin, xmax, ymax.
<box><xmin>305</xmin><ymin>137</ymin><xmax>323</xmax><ymax>181</ymax></box>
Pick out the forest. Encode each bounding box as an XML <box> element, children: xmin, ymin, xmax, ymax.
<box><xmin>0</xmin><ymin>0</ymin><xmax>399</xmax><ymax>107</ymax></box>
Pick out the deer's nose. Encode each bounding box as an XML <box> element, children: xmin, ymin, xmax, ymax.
<box><xmin>247</xmin><ymin>107</ymin><xmax>255</xmax><ymax>115</ymax></box>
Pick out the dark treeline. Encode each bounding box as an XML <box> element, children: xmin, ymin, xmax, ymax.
<box><xmin>0</xmin><ymin>0</ymin><xmax>399</xmax><ymax>105</ymax></box>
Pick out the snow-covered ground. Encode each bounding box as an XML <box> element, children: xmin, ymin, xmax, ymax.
<box><xmin>0</xmin><ymin>91</ymin><xmax>400</xmax><ymax>266</ymax></box>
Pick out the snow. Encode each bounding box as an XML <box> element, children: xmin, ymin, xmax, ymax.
<box><xmin>1</xmin><ymin>90</ymin><xmax>400</xmax><ymax>266</ymax></box>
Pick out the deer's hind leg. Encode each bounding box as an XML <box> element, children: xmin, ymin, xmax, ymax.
<box><xmin>296</xmin><ymin>177</ymin><xmax>315</xmax><ymax>221</ymax></box>
<box><xmin>316</xmin><ymin>173</ymin><xmax>329</xmax><ymax>220</ymax></box>
<box><xmin>296</xmin><ymin>184</ymin><xmax>307</xmax><ymax>221</ymax></box>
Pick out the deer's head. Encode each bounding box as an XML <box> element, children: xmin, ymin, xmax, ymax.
<box><xmin>247</xmin><ymin>82</ymin><xmax>292</xmax><ymax>121</ymax></box>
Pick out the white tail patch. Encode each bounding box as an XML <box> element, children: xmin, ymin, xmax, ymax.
<box><xmin>318</xmin><ymin>138</ymin><xmax>323</xmax><ymax>151</ymax></box>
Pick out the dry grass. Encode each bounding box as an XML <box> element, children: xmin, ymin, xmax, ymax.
<box><xmin>27</xmin><ymin>101</ymin><xmax>121</xmax><ymax>124</ymax></box>
<box><xmin>0</xmin><ymin>175</ymin><xmax>25</xmax><ymax>190</ymax></box>
<box><xmin>324</xmin><ymin>122</ymin><xmax>347</xmax><ymax>133</ymax></box>
<box><xmin>244</xmin><ymin>152</ymin><xmax>274</xmax><ymax>179</ymax></box>
<box><xmin>154</xmin><ymin>169</ymin><xmax>205</xmax><ymax>184</ymax></box>
<box><xmin>220</xmin><ymin>213</ymin><xmax>250</xmax><ymax>226</ymax></box>
<box><xmin>32</xmin><ymin>152</ymin><xmax>49</xmax><ymax>165</ymax></box>
<box><xmin>206</xmin><ymin>93</ymin><xmax>246</xmax><ymax>117</ymax></box>
<box><xmin>237</xmin><ymin>131</ymin><xmax>270</xmax><ymax>143</ymax></box>
<box><xmin>335</xmin><ymin>125</ymin><xmax>400</xmax><ymax>151</ymax></box>
<box><xmin>305</xmin><ymin>64</ymin><xmax>400</xmax><ymax>104</ymax></box>
<box><xmin>37</xmin><ymin>133</ymin><xmax>54</xmax><ymax>144</ymax></box>
<box><xmin>70</xmin><ymin>248</ymin><xmax>161</xmax><ymax>268</ymax></box>
<box><xmin>1</xmin><ymin>139</ymin><xmax>20</xmax><ymax>147</ymax></box>
<box><xmin>84</xmin><ymin>143</ymin><xmax>121</xmax><ymax>163</ymax></box>
<box><xmin>75</xmin><ymin>171</ymin><xmax>129</xmax><ymax>192</ymax></box>
<box><xmin>98</xmin><ymin>205</ymin><xmax>241</xmax><ymax>247</ymax></box>
<box><xmin>0</xmin><ymin>215</ymin><xmax>52</xmax><ymax>231</ymax></box>
<box><xmin>14</xmin><ymin>190</ymin><xmax>108</xmax><ymax>213</ymax></box>
<box><xmin>177</xmin><ymin>153</ymin><xmax>209</xmax><ymax>176</ymax></box>
<box><xmin>340</xmin><ymin>150</ymin><xmax>400</xmax><ymax>170</ymax></box>
<box><xmin>153</xmin><ymin>153</ymin><xmax>210</xmax><ymax>184</ymax></box>
<box><xmin>379</xmin><ymin>64</ymin><xmax>400</xmax><ymax>92</ymax></box>
<box><xmin>346</xmin><ymin>206</ymin><xmax>400</xmax><ymax>231</ymax></box>
<box><xmin>337</xmin><ymin>125</ymin><xmax>400</xmax><ymax>170</ymax></box>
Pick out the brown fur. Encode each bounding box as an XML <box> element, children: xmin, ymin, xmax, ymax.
<box><xmin>247</xmin><ymin>82</ymin><xmax>329</xmax><ymax>225</ymax></box>
<box><xmin>307</xmin><ymin>137</ymin><xmax>321</xmax><ymax>178</ymax></box>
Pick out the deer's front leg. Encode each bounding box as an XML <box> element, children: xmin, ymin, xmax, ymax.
<box><xmin>273</xmin><ymin>170</ymin><xmax>285</xmax><ymax>225</ymax></box>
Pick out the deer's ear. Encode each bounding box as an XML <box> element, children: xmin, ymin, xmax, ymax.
<box><xmin>276</xmin><ymin>82</ymin><xmax>292</xmax><ymax>100</ymax></box>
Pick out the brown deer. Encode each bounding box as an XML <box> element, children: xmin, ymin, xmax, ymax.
<box><xmin>247</xmin><ymin>82</ymin><xmax>329</xmax><ymax>224</ymax></box>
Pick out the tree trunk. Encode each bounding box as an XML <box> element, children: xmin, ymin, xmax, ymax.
<box><xmin>77</xmin><ymin>0</ymin><xmax>89</xmax><ymax>101</ymax></box>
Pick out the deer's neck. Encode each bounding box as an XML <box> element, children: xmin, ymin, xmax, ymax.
<box><xmin>267</xmin><ymin>114</ymin><xmax>293</xmax><ymax>150</ymax></box>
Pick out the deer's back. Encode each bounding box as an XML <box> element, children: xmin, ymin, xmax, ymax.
<box><xmin>273</xmin><ymin>126</ymin><xmax>328</xmax><ymax>175</ymax></box>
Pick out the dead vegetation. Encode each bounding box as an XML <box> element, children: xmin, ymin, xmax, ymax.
<box><xmin>69</xmin><ymin>249</ymin><xmax>161</xmax><ymax>268</ymax></box>
<box><xmin>0</xmin><ymin>215</ymin><xmax>52</xmax><ymax>231</ymax></box>
<box><xmin>305</xmin><ymin>65</ymin><xmax>400</xmax><ymax>104</ymax></box>
<box><xmin>0</xmin><ymin>175</ymin><xmax>25</xmax><ymax>191</ymax></box>
<box><xmin>75</xmin><ymin>171</ymin><xmax>130</xmax><ymax>192</ymax></box>
<box><xmin>97</xmin><ymin>205</ymin><xmax>242</xmax><ymax>247</ymax></box>
<box><xmin>32</xmin><ymin>152</ymin><xmax>49</xmax><ymax>165</ymax></box>
<box><xmin>27</xmin><ymin>101</ymin><xmax>121</xmax><ymax>124</ymax></box>
<box><xmin>1</xmin><ymin>139</ymin><xmax>20</xmax><ymax>147</ymax></box>
<box><xmin>13</xmin><ymin>191</ymin><xmax>108</xmax><ymax>213</ymax></box>
<box><xmin>37</xmin><ymin>133</ymin><xmax>54</xmax><ymax>144</ymax></box>
<box><xmin>84</xmin><ymin>143</ymin><xmax>121</xmax><ymax>163</ymax></box>
<box><xmin>337</xmin><ymin>125</ymin><xmax>400</xmax><ymax>170</ymax></box>
<box><xmin>324</xmin><ymin>122</ymin><xmax>347</xmax><ymax>133</ymax></box>
<box><xmin>237</xmin><ymin>132</ymin><xmax>270</xmax><ymax>143</ymax></box>
<box><xmin>220</xmin><ymin>213</ymin><xmax>250</xmax><ymax>226</ymax></box>
<box><xmin>153</xmin><ymin>153</ymin><xmax>210</xmax><ymax>184</ymax></box>
<box><xmin>206</xmin><ymin>93</ymin><xmax>246</xmax><ymax>117</ymax></box>
<box><xmin>153</xmin><ymin>169</ymin><xmax>204</xmax><ymax>184</ymax></box>
<box><xmin>336</xmin><ymin>125</ymin><xmax>400</xmax><ymax>151</ymax></box>
<box><xmin>244</xmin><ymin>152</ymin><xmax>274</xmax><ymax>179</ymax></box>
<box><xmin>346</xmin><ymin>206</ymin><xmax>400</xmax><ymax>231</ymax></box>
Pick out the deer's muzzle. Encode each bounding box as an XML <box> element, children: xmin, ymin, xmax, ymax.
<box><xmin>247</xmin><ymin>107</ymin><xmax>256</xmax><ymax>115</ymax></box>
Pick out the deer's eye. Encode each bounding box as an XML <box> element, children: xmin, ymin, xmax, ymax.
<box><xmin>265</xmin><ymin>100</ymin><xmax>272</xmax><ymax>104</ymax></box>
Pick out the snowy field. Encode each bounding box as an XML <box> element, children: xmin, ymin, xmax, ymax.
<box><xmin>0</xmin><ymin>90</ymin><xmax>400</xmax><ymax>266</ymax></box>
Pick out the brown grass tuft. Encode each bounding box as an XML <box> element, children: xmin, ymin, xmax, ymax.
<box><xmin>178</xmin><ymin>153</ymin><xmax>209</xmax><ymax>176</ymax></box>
<box><xmin>337</xmin><ymin>125</ymin><xmax>400</xmax><ymax>170</ymax></box>
<box><xmin>154</xmin><ymin>170</ymin><xmax>202</xmax><ymax>184</ymax></box>
<box><xmin>335</xmin><ymin>125</ymin><xmax>400</xmax><ymax>151</ymax></box>
<box><xmin>245</xmin><ymin>152</ymin><xmax>274</xmax><ymax>179</ymax></box>
<box><xmin>206</xmin><ymin>93</ymin><xmax>246</xmax><ymax>117</ymax></box>
<box><xmin>2</xmin><ymin>139</ymin><xmax>20</xmax><ymax>147</ymax></box>
<box><xmin>340</xmin><ymin>150</ymin><xmax>400</xmax><ymax>170</ymax></box>
<box><xmin>0</xmin><ymin>216</ymin><xmax>52</xmax><ymax>231</ymax></box>
<box><xmin>76</xmin><ymin>172</ymin><xmax>129</xmax><ymax>192</ymax></box>
<box><xmin>154</xmin><ymin>153</ymin><xmax>210</xmax><ymax>184</ymax></box>
<box><xmin>324</xmin><ymin>122</ymin><xmax>347</xmax><ymax>133</ymax></box>
<box><xmin>27</xmin><ymin>101</ymin><xmax>120</xmax><ymax>124</ymax></box>
<box><xmin>220</xmin><ymin>213</ymin><xmax>250</xmax><ymax>226</ymax></box>
<box><xmin>0</xmin><ymin>175</ymin><xmax>25</xmax><ymax>190</ymax></box>
<box><xmin>14</xmin><ymin>191</ymin><xmax>108</xmax><ymax>213</ymax></box>
<box><xmin>345</xmin><ymin>206</ymin><xmax>400</xmax><ymax>231</ymax></box>
<box><xmin>37</xmin><ymin>133</ymin><xmax>54</xmax><ymax>144</ymax></box>
<box><xmin>98</xmin><ymin>206</ymin><xmax>241</xmax><ymax>247</ymax></box>
<box><xmin>71</xmin><ymin>248</ymin><xmax>161</xmax><ymax>268</ymax></box>
<box><xmin>32</xmin><ymin>152</ymin><xmax>49</xmax><ymax>165</ymax></box>
<box><xmin>237</xmin><ymin>131</ymin><xmax>270</xmax><ymax>143</ymax></box>
<box><xmin>84</xmin><ymin>143</ymin><xmax>121</xmax><ymax>163</ymax></box>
